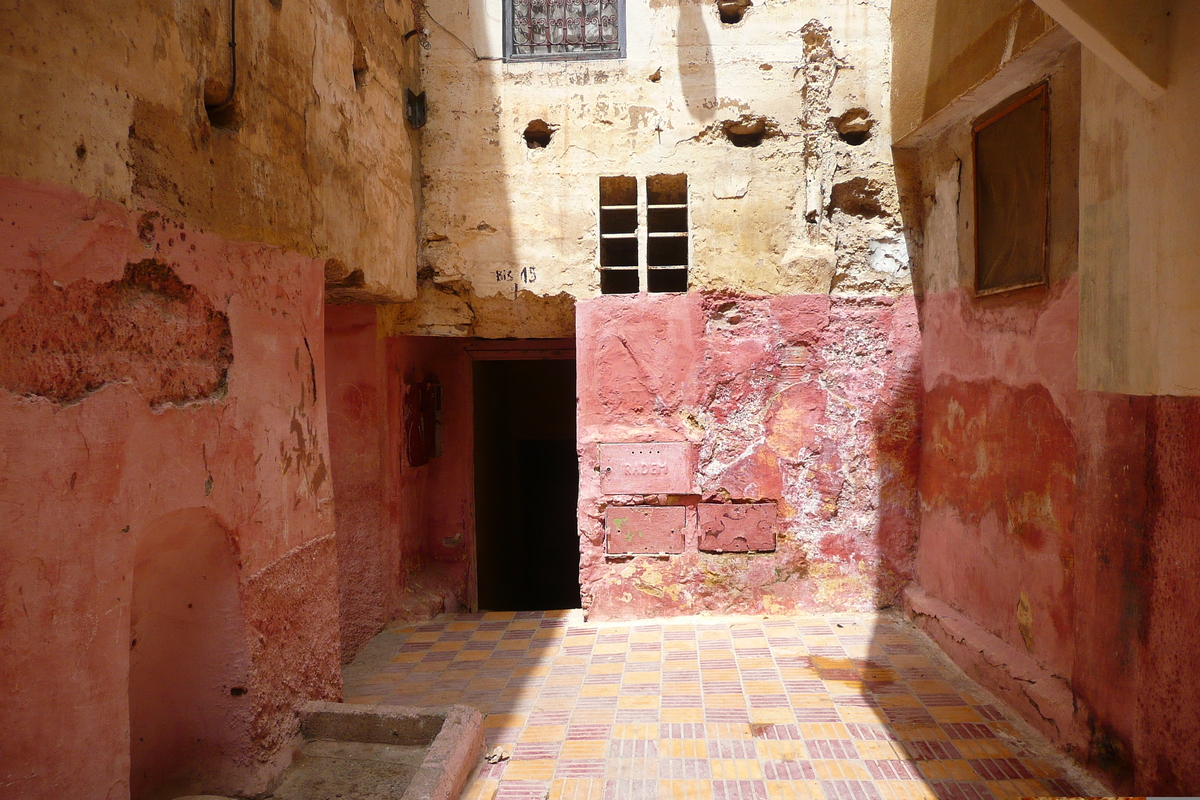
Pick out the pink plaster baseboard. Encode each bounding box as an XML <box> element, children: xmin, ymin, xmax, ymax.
<box><xmin>903</xmin><ymin>585</ymin><xmax>1085</xmax><ymax>754</ymax></box>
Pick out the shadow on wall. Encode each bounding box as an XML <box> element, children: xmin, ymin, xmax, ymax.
<box><xmin>129</xmin><ymin>508</ymin><xmax>250</xmax><ymax>800</ymax></box>
<box><xmin>676</xmin><ymin>0</ymin><xmax>718</xmax><ymax>122</ymax></box>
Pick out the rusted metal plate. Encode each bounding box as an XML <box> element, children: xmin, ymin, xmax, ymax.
<box><xmin>604</xmin><ymin>506</ymin><xmax>686</xmax><ymax>554</ymax></box>
<box><xmin>697</xmin><ymin>503</ymin><xmax>777</xmax><ymax>553</ymax></box>
<box><xmin>599</xmin><ymin>442</ymin><xmax>693</xmax><ymax>494</ymax></box>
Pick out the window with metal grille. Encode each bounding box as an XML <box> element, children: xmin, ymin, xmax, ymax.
<box><xmin>505</xmin><ymin>0</ymin><xmax>626</xmax><ymax>62</ymax></box>
<box><xmin>646</xmin><ymin>174</ymin><xmax>689</xmax><ymax>293</ymax></box>
<box><xmin>597</xmin><ymin>174</ymin><xmax>690</xmax><ymax>295</ymax></box>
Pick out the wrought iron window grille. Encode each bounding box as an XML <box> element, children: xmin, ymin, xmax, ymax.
<box><xmin>504</xmin><ymin>0</ymin><xmax>626</xmax><ymax>62</ymax></box>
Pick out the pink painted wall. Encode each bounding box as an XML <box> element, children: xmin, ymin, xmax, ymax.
<box><xmin>0</xmin><ymin>177</ymin><xmax>341</xmax><ymax>799</ymax></box>
<box><xmin>576</xmin><ymin>291</ymin><xmax>921</xmax><ymax>619</ymax></box>
<box><xmin>913</xmin><ymin>274</ymin><xmax>1200</xmax><ymax>793</ymax></box>
<box><xmin>387</xmin><ymin>335</ymin><xmax>475</xmax><ymax>574</ymax></box>
<box><xmin>326</xmin><ymin>305</ymin><xmax>403</xmax><ymax>660</ymax></box>
<box><xmin>324</xmin><ymin>316</ymin><xmax>474</xmax><ymax>660</ymax></box>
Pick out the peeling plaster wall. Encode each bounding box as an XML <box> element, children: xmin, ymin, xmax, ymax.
<box><xmin>577</xmin><ymin>291</ymin><xmax>921</xmax><ymax>619</ymax></box>
<box><xmin>0</xmin><ymin>0</ymin><xmax>421</xmax><ymax>300</ymax></box>
<box><xmin>393</xmin><ymin>0</ymin><xmax>910</xmax><ymax>338</ymax></box>
<box><xmin>0</xmin><ymin>178</ymin><xmax>339</xmax><ymax>798</ymax></box>
<box><xmin>894</xmin><ymin>34</ymin><xmax>1200</xmax><ymax>794</ymax></box>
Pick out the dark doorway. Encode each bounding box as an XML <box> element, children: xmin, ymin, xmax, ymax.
<box><xmin>474</xmin><ymin>358</ymin><xmax>580</xmax><ymax>611</ymax></box>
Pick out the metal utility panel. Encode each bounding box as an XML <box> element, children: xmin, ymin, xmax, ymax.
<box><xmin>598</xmin><ymin>442</ymin><xmax>693</xmax><ymax>494</ymax></box>
<box><xmin>605</xmin><ymin>506</ymin><xmax>686</xmax><ymax>554</ymax></box>
<box><xmin>697</xmin><ymin>503</ymin><xmax>777</xmax><ymax>552</ymax></box>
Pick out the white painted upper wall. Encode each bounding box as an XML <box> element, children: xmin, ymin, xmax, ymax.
<box><xmin>1078</xmin><ymin>2</ymin><xmax>1200</xmax><ymax>394</ymax></box>
<box><xmin>399</xmin><ymin>0</ymin><xmax>909</xmax><ymax>335</ymax></box>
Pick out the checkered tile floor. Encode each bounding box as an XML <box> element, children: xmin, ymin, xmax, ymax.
<box><xmin>343</xmin><ymin>611</ymin><xmax>1101</xmax><ymax>800</ymax></box>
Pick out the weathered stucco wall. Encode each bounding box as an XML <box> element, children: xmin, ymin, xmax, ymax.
<box><xmin>387</xmin><ymin>0</ymin><xmax>910</xmax><ymax>337</ymax></box>
<box><xmin>577</xmin><ymin>291</ymin><xmax>920</xmax><ymax>619</ymax></box>
<box><xmin>0</xmin><ymin>0</ymin><xmax>421</xmax><ymax>300</ymax></box>
<box><xmin>325</xmin><ymin>308</ymin><xmax>475</xmax><ymax>659</ymax></box>
<box><xmin>0</xmin><ymin>177</ymin><xmax>340</xmax><ymax>798</ymax></box>
<box><xmin>893</xmin><ymin>27</ymin><xmax>1200</xmax><ymax>794</ymax></box>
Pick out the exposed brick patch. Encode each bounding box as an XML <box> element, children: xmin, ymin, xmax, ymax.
<box><xmin>0</xmin><ymin>260</ymin><xmax>232</xmax><ymax>405</ymax></box>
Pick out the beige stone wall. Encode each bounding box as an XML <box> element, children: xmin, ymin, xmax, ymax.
<box><xmin>387</xmin><ymin>0</ymin><xmax>910</xmax><ymax>337</ymax></box>
<box><xmin>0</xmin><ymin>0</ymin><xmax>421</xmax><ymax>300</ymax></box>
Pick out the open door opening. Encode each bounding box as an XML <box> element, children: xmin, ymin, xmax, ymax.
<box><xmin>473</xmin><ymin>356</ymin><xmax>580</xmax><ymax>611</ymax></box>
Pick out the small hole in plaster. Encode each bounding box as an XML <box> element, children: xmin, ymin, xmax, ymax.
<box><xmin>230</xmin><ymin>686</ymin><xmax>247</xmax><ymax>696</ymax></box>
<box><xmin>833</xmin><ymin>108</ymin><xmax>874</xmax><ymax>146</ymax></box>
<box><xmin>717</xmin><ymin>0</ymin><xmax>752</xmax><ymax>24</ymax></box>
<box><xmin>352</xmin><ymin>39</ymin><xmax>369</xmax><ymax>91</ymax></box>
<box><xmin>524</xmin><ymin>119</ymin><xmax>556</xmax><ymax>148</ymax></box>
<box><xmin>722</xmin><ymin>116</ymin><xmax>773</xmax><ymax>148</ymax></box>
<box><xmin>204</xmin><ymin>95</ymin><xmax>240</xmax><ymax>130</ymax></box>
<box><xmin>75</xmin><ymin>142</ymin><xmax>87</xmax><ymax>160</ymax></box>
<box><xmin>648</xmin><ymin>67</ymin><xmax>662</xmax><ymax>82</ymax></box>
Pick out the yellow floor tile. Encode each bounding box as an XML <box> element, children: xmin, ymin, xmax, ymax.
<box><xmin>482</xmin><ymin>611</ymin><xmax>515</xmax><ymax>621</ymax></box>
<box><xmin>748</xmin><ymin>709</ymin><xmax>795</xmax><ymax>724</ymax></box>
<box><xmin>985</xmin><ymin>779</ymin><xmax>1049</xmax><ymax>799</ymax></box>
<box><xmin>485</xmin><ymin>713</ymin><xmax>527</xmax><ymax>728</ymax></box>
<box><xmin>549</xmin><ymin>778</ymin><xmax>606</xmax><ymax>800</ymax></box>
<box><xmin>764</xmin><ymin>779</ymin><xmax>822</xmax><ymax>800</ymax></box>
<box><xmin>589</xmin><ymin>662</ymin><xmax>624</xmax><ymax>674</ymax></box>
<box><xmin>659</xmin><ymin>779</ymin><xmax>713</xmax><ymax>800</ymax></box>
<box><xmin>929</xmin><ymin>706</ymin><xmax>984</xmax><ymax>723</ymax></box>
<box><xmin>754</xmin><ymin>739</ymin><xmax>806</xmax><ymax>761</ymax></box>
<box><xmin>798</xmin><ymin>722</ymin><xmax>850</xmax><ymax>739</ymax></box>
<box><xmin>618</xmin><ymin>694</ymin><xmax>659</xmax><ymax>709</ymax></box>
<box><xmin>518</xmin><ymin>725</ymin><xmax>566</xmax><ymax>742</ymax></box>
<box><xmin>952</xmin><ymin>739</ymin><xmax>1014</xmax><ymax>759</ymax></box>
<box><xmin>890</xmin><ymin>722</ymin><xmax>949</xmax><ymax>740</ymax></box>
<box><xmin>560</xmin><ymin>740</ymin><xmax>607</xmax><ymax>759</ymax></box>
<box><xmin>508</xmin><ymin>619</ymin><xmax>540</xmax><ymax>630</ymax></box>
<box><xmin>580</xmin><ymin>684</ymin><xmax>620</xmax><ymax>697</ymax></box>
<box><xmin>663</xmin><ymin>682</ymin><xmax>702</xmax><ymax>694</ymax></box>
<box><xmin>612</xmin><ymin>722</ymin><xmax>657</xmax><ymax>739</ymax></box>
<box><xmin>711</xmin><ymin>758</ymin><xmax>764</xmax><ymax>780</ymax></box>
<box><xmin>854</xmin><ymin>740</ymin><xmax>908</xmax><ymax>760</ymax></box>
<box><xmin>661</xmin><ymin>708</ymin><xmax>705</xmax><ymax>723</ymax></box>
<box><xmin>702</xmin><ymin>694</ymin><xmax>745</xmax><ymax>708</ymax></box>
<box><xmin>502</xmin><ymin>759</ymin><xmax>556</xmax><ymax>780</ymax></box>
<box><xmin>874</xmin><ymin>780</ymin><xmax>940</xmax><ymax>800</ymax></box>
<box><xmin>916</xmin><ymin>759</ymin><xmax>980</xmax><ymax>781</ymax></box>
<box><xmin>838</xmin><ymin>706</ymin><xmax>888</xmax><ymax>723</ymax></box>
<box><xmin>661</xmin><ymin>738</ymin><xmax>708</xmax><ymax>758</ymax></box>
<box><xmin>813</xmin><ymin>759</ymin><xmax>871</xmax><ymax>780</ymax></box>
<box><xmin>706</xmin><ymin>722</ymin><xmax>753</xmax><ymax>739</ymax></box>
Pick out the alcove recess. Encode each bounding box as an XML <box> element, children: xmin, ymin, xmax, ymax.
<box><xmin>647</xmin><ymin>173</ymin><xmax>689</xmax><ymax>293</ymax></box>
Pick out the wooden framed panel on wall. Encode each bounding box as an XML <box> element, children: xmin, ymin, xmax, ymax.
<box><xmin>972</xmin><ymin>83</ymin><xmax>1050</xmax><ymax>296</ymax></box>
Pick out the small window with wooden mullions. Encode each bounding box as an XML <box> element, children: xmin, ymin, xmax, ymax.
<box><xmin>599</xmin><ymin>176</ymin><xmax>639</xmax><ymax>294</ymax></box>
<box><xmin>972</xmin><ymin>83</ymin><xmax>1049</xmax><ymax>296</ymax></box>
<box><xmin>597</xmin><ymin>174</ymin><xmax>690</xmax><ymax>294</ymax></box>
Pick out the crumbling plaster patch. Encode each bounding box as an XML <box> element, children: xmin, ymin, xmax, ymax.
<box><xmin>577</xmin><ymin>291</ymin><xmax>922</xmax><ymax>619</ymax></box>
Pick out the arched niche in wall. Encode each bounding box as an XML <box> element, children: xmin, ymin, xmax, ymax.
<box><xmin>128</xmin><ymin>508</ymin><xmax>251</xmax><ymax>800</ymax></box>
